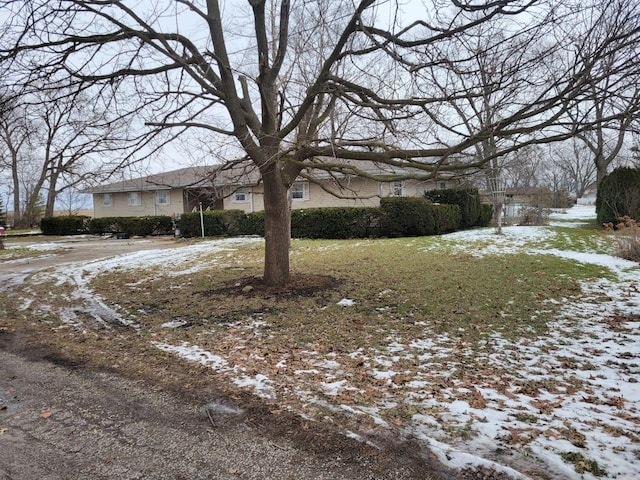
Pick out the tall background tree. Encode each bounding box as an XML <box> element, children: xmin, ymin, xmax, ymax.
<box><xmin>549</xmin><ymin>139</ymin><xmax>598</xmax><ymax>198</ymax></box>
<box><xmin>3</xmin><ymin>0</ymin><xmax>640</xmax><ymax>284</ymax></box>
<box><xmin>563</xmin><ymin>0</ymin><xmax>640</xmax><ymax>184</ymax></box>
<box><xmin>0</xmin><ymin>79</ymin><xmax>155</xmax><ymax>227</ymax></box>
<box><xmin>0</xmin><ymin>93</ymin><xmax>33</xmax><ymax>227</ymax></box>
<box><xmin>0</xmin><ymin>194</ymin><xmax>6</xmax><ymax>227</ymax></box>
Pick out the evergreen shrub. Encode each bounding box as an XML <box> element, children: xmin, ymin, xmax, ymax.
<box><xmin>425</xmin><ymin>187</ymin><xmax>481</xmax><ymax>228</ymax></box>
<box><xmin>596</xmin><ymin>167</ymin><xmax>640</xmax><ymax>226</ymax></box>
<box><xmin>380</xmin><ymin>197</ymin><xmax>460</xmax><ymax>237</ymax></box>
<box><xmin>88</xmin><ymin>216</ymin><xmax>173</xmax><ymax>236</ymax></box>
<box><xmin>179</xmin><ymin>210</ymin><xmax>244</xmax><ymax>237</ymax></box>
<box><xmin>40</xmin><ymin>216</ymin><xmax>90</xmax><ymax>235</ymax></box>
<box><xmin>291</xmin><ymin>207</ymin><xmax>381</xmax><ymax>239</ymax></box>
<box><xmin>479</xmin><ymin>203</ymin><xmax>493</xmax><ymax>227</ymax></box>
<box><xmin>239</xmin><ymin>211</ymin><xmax>265</xmax><ymax>236</ymax></box>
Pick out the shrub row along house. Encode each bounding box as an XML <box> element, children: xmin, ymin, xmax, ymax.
<box><xmin>84</xmin><ymin>161</ymin><xmax>454</xmax><ymax>219</ymax></box>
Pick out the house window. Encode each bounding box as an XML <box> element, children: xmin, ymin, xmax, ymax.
<box><xmin>128</xmin><ymin>192</ymin><xmax>141</xmax><ymax>206</ymax></box>
<box><xmin>391</xmin><ymin>181</ymin><xmax>404</xmax><ymax>197</ymax></box>
<box><xmin>233</xmin><ymin>189</ymin><xmax>249</xmax><ymax>202</ymax></box>
<box><xmin>156</xmin><ymin>190</ymin><xmax>170</xmax><ymax>205</ymax></box>
<box><xmin>290</xmin><ymin>182</ymin><xmax>308</xmax><ymax>201</ymax></box>
<box><xmin>102</xmin><ymin>193</ymin><xmax>113</xmax><ymax>207</ymax></box>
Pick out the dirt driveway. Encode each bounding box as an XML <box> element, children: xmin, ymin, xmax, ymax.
<box><xmin>0</xmin><ymin>236</ymin><xmax>447</xmax><ymax>480</ymax></box>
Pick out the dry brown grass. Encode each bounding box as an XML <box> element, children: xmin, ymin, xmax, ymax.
<box><xmin>607</xmin><ymin>216</ymin><xmax>640</xmax><ymax>262</ymax></box>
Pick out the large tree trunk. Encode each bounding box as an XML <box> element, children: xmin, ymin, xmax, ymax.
<box><xmin>261</xmin><ymin>167</ymin><xmax>291</xmax><ymax>287</ymax></box>
<box><xmin>11</xmin><ymin>152</ymin><xmax>22</xmax><ymax>228</ymax></box>
<box><xmin>492</xmin><ymin>198</ymin><xmax>504</xmax><ymax>235</ymax></box>
<box><xmin>45</xmin><ymin>169</ymin><xmax>60</xmax><ymax>217</ymax></box>
<box><xmin>595</xmin><ymin>155</ymin><xmax>608</xmax><ymax>186</ymax></box>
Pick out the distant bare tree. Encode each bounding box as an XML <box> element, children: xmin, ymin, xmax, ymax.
<box><xmin>0</xmin><ymin>93</ymin><xmax>34</xmax><ymax>227</ymax></box>
<box><xmin>551</xmin><ymin>140</ymin><xmax>597</xmax><ymax>198</ymax></box>
<box><xmin>3</xmin><ymin>0</ymin><xmax>640</xmax><ymax>284</ymax></box>
<box><xmin>0</xmin><ymin>79</ymin><xmax>149</xmax><ymax>225</ymax></box>
<box><xmin>29</xmin><ymin>82</ymin><xmax>134</xmax><ymax>217</ymax></box>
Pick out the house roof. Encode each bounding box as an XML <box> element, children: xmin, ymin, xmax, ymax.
<box><xmin>85</xmin><ymin>159</ymin><xmax>453</xmax><ymax>194</ymax></box>
<box><xmin>84</xmin><ymin>164</ymin><xmax>261</xmax><ymax>193</ymax></box>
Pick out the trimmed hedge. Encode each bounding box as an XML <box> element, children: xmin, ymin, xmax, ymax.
<box><xmin>291</xmin><ymin>207</ymin><xmax>381</xmax><ymax>239</ymax></box>
<box><xmin>425</xmin><ymin>187</ymin><xmax>481</xmax><ymax>228</ymax></box>
<box><xmin>40</xmin><ymin>216</ymin><xmax>90</xmax><ymax>235</ymax></box>
<box><xmin>88</xmin><ymin>216</ymin><xmax>173</xmax><ymax>236</ymax></box>
<box><xmin>596</xmin><ymin>167</ymin><xmax>640</xmax><ymax>226</ymax></box>
<box><xmin>239</xmin><ymin>212</ymin><xmax>265</xmax><ymax>236</ymax></box>
<box><xmin>379</xmin><ymin>197</ymin><xmax>461</xmax><ymax>237</ymax></box>
<box><xmin>178</xmin><ymin>210</ymin><xmax>245</xmax><ymax>237</ymax></box>
<box><xmin>479</xmin><ymin>203</ymin><xmax>493</xmax><ymax>227</ymax></box>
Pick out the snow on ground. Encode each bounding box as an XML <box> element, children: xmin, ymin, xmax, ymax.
<box><xmin>29</xmin><ymin>237</ymin><xmax>262</xmax><ymax>329</ymax></box>
<box><xmin>12</xmin><ymin>206</ymin><xmax>640</xmax><ymax>479</ymax></box>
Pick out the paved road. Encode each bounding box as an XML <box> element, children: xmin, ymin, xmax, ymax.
<box><xmin>0</xmin><ymin>236</ymin><xmax>440</xmax><ymax>480</ymax></box>
<box><xmin>0</xmin><ymin>349</ymin><xmax>425</xmax><ymax>480</ymax></box>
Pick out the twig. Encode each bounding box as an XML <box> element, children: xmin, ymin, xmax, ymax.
<box><xmin>205</xmin><ymin>407</ymin><xmax>215</xmax><ymax>428</ymax></box>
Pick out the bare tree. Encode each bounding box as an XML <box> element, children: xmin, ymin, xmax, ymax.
<box><xmin>551</xmin><ymin>139</ymin><xmax>597</xmax><ymax>198</ymax></box>
<box><xmin>3</xmin><ymin>0</ymin><xmax>640</xmax><ymax>284</ymax></box>
<box><xmin>0</xmin><ymin>186</ymin><xmax>5</xmax><ymax>250</ymax></box>
<box><xmin>30</xmin><ymin>82</ymin><xmax>134</xmax><ymax>217</ymax></box>
<box><xmin>564</xmin><ymin>0</ymin><xmax>640</xmax><ymax>184</ymax></box>
<box><xmin>0</xmin><ymin>94</ymin><xmax>34</xmax><ymax>227</ymax></box>
<box><xmin>0</xmin><ymin>77</ymin><xmax>154</xmax><ymax>226</ymax></box>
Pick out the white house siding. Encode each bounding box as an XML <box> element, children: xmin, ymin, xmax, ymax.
<box><xmin>92</xmin><ymin>188</ymin><xmax>185</xmax><ymax>218</ymax></box>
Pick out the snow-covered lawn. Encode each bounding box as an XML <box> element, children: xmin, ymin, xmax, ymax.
<box><xmin>11</xmin><ymin>206</ymin><xmax>640</xmax><ymax>479</ymax></box>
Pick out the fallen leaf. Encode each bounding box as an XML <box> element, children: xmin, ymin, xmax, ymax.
<box><xmin>470</xmin><ymin>388</ymin><xmax>487</xmax><ymax>409</ymax></box>
<box><xmin>40</xmin><ymin>410</ymin><xmax>52</xmax><ymax>419</ymax></box>
<box><xmin>544</xmin><ymin>428</ymin><xmax>560</xmax><ymax>439</ymax></box>
<box><xmin>0</xmin><ymin>427</ymin><xmax>8</xmax><ymax>434</ymax></box>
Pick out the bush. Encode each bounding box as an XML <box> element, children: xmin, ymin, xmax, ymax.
<box><xmin>87</xmin><ymin>216</ymin><xmax>119</xmax><ymax>234</ymax></box>
<box><xmin>479</xmin><ymin>203</ymin><xmax>493</xmax><ymax>227</ymax></box>
<box><xmin>239</xmin><ymin>211</ymin><xmax>265</xmax><ymax>236</ymax></box>
<box><xmin>123</xmin><ymin>216</ymin><xmax>174</xmax><ymax>236</ymax></box>
<box><xmin>425</xmin><ymin>187</ymin><xmax>481</xmax><ymax>228</ymax></box>
<box><xmin>380</xmin><ymin>197</ymin><xmax>461</xmax><ymax>237</ymax></box>
<box><xmin>291</xmin><ymin>207</ymin><xmax>381</xmax><ymax>239</ymax></box>
<box><xmin>596</xmin><ymin>167</ymin><xmax>640</xmax><ymax>226</ymax></box>
<box><xmin>606</xmin><ymin>216</ymin><xmax>640</xmax><ymax>262</ymax></box>
<box><xmin>518</xmin><ymin>206</ymin><xmax>551</xmax><ymax>226</ymax></box>
<box><xmin>178</xmin><ymin>210</ymin><xmax>245</xmax><ymax>237</ymax></box>
<box><xmin>40</xmin><ymin>216</ymin><xmax>90</xmax><ymax>235</ymax></box>
<box><xmin>88</xmin><ymin>216</ymin><xmax>173</xmax><ymax>236</ymax></box>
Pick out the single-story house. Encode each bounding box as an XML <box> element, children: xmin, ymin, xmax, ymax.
<box><xmin>84</xmin><ymin>161</ymin><xmax>455</xmax><ymax>219</ymax></box>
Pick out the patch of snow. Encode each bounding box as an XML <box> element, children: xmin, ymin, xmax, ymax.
<box><xmin>423</xmin><ymin>437</ymin><xmax>532</xmax><ymax>480</ymax></box>
<box><xmin>154</xmin><ymin>342</ymin><xmax>229</xmax><ymax>371</ymax></box>
<box><xmin>320</xmin><ymin>380</ymin><xmax>348</xmax><ymax>396</ymax></box>
<box><xmin>233</xmin><ymin>374</ymin><xmax>275</xmax><ymax>399</ymax></box>
<box><xmin>161</xmin><ymin>320</ymin><xmax>188</xmax><ymax>328</ymax></box>
<box><xmin>337</xmin><ymin>298</ymin><xmax>355</xmax><ymax>306</ymax></box>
